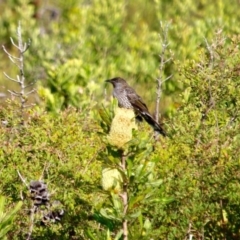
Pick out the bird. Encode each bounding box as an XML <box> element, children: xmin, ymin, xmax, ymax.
<box><xmin>106</xmin><ymin>77</ymin><xmax>166</xmax><ymax>136</ymax></box>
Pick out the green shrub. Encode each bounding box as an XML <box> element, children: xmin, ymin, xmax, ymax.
<box><xmin>1</xmin><ymin>0</ymin><xmax>240</xmax><ymax>239</ymax></box>
<box><xmin>149</xmin><ymin>34</ymin><xmax>240</xmax><ymax>239</ymax></box>
<box><xmin>0</xmin><ymin>196</ymin><xmax>22</xmax><ymax>240</ymax></box>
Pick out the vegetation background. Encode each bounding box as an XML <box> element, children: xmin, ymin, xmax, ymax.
<box><xmin>0</xmin><ymin>0</ymin><xmax>240</xmax><ymax>239</ymax></box>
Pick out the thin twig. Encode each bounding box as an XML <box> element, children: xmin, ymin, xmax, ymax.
<box><xmin>26</xmin><ymin>204</ymin><xmax>37</xmax><ymax>240</ymax></box>
<box><xmin>17</xmin><ymin>169</ymin><xmax>29</xmax><ymax>189</ymax></box>
<box><xmin>2</xmin><ymin>22</ymin><xmax>35</xmax><ymax>123</ymax></box>
<box><xmin>3</xmin><ymin>72</ymin><xmax>19</xmax><ymax>82</ymax></box>
<box><xmin>23</xmin><ymin>104</ymin><xmax>36</xmax><ymax>108</ymax></box>
<box><xmin>17</xmin><ymin>170</ymin><xmax>37</xmax><ymax>240</ymax></box>
<box><xmin>10</xmin><ymin>37</ymin><xmax>20</xmax><ymax>49</ymax></box>
<box><xmin>26</xmin><ymin>89</ymin><xmax>36</xmax><ymax>95</ymax></box>
<box><xmin>155</xmin><ymin>21</ymin><xmax>172</xmax><ymax>123</ymax></box>
<box><xmin>119</xmin><ymin>151</ymin><xmax>128</xmax><ymax>240</ymax></box>
<box><xmin>39</xmin><ymin>161</ymin><xmax>51</xmax><ymax>181</ymax></box>
<box><xmin>24</xmin><ymin>80</ymin><xmax>37</xmax><ymax>89</ymax></box>
<box><xmin>22</xmin><ymin>39</ymin><xmax>31</xmax><ymax>53</ymax></box>
<box><xmin>8</xmin><ymin>56</ymin><xmax>18</xmax><ymax>66</ymax></box>
<box><xmin>204</xmin><ymin>38</ymin><xmax>214</xmax><ymax>68</ymax></box>
<box><xmin>2</xmin><ymin>45</ymin><xmax>13</xmax><ymax>56</ymax></box>
<box><xmin>8</xmin><ymin>90</ymin><xmax>21</xmax><ymax>96</ymax></box>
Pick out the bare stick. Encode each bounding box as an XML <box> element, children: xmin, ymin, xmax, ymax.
<box><xmin>26</xmin><ymin>204</ymin><xmax>37</xmax><ymax>240</ymax></box>
<box><xmin>119</xmin><ymin>151</ymin><xmax>128</xmax><ymax>240</ymax></box>
<box><xmin>155</xmin><ymin>21</ymin><xmax>172</xmax><ymax>124</ymax></box>
<box><xmin>25</xmin><ymin>89</ymin><xmax>36</xmax><ymax>95</ymax></box>
<box><xmin>2</xmin><ymin>21</ymin><xmax>34</xmax><ymax>123</ymax></box>
<box><xmin>17</xmin><ymin>169</ymin><xmax>38</xmax><ymax>240</ymax></box>
<box><xmin>17</xmin><ymin>169</ymin><xmax>29</xmax><ymax>189</ymax></box>
<box><xmin>3</xmin><ymin>72</ymin><xmax>19</xmax><ymax>82</ymax></box>
<box><xmin>8</xmin><ymin>90</ymin><xmax>21</xmax><ymax>96</ymax></box>
<box><xmin>2</xmin><ymin>46</ymin><xmax>20</xmax><ymax>60</ymax></box>
<box><xmin>10</xmin><ymin>37</ymin><xmax>20</xmax><ymax>49</ymax></box>
<box><xmin>23</xmin><ymin>103</ymin><xmax>36</xmax><ymax>108</ymax></box>
<box><xmin>39</xmin><ymin>161</ymin><xmax>51</xmax><ymax>181</ymax></box>
<box><xmin>24</xmin><ymin>80</ymin><xmax>37</xmax><ymax>89</ymax></box>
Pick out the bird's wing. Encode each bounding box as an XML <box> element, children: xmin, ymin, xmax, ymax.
<box><xmin>125</xmin><ymin>87</ymin><xmax>149</xmax><ymax>113</ymax></box>
<box><xmin>125</xmin><ymin>86</ymin><xmax>166</xmax><ymax>136</ymax></box>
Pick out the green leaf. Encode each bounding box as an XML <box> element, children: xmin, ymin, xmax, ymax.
<box><xmin>0</xmin><ymin>196</ymin><xmax>22</xmax><ymax>239</ymax></box>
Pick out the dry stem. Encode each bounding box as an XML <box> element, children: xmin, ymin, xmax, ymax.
<box><xmin>120</xmin><ymin>151</ymin><xmax>128</xmax><ymax>240</ymax></box>
<box><xmin>2</xmin><ymin>22</ymin><xmax>35</xmax><ymax>123</ymax></box>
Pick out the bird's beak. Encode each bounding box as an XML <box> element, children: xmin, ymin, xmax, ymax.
<box><xmin>105</xmin><ymin>79</ymin><xmax>111</xmax><ymax>83</ymax></box>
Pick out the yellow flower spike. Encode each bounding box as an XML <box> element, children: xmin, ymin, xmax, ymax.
<box><xmin>107</xmin><ymin>107</ymin><xmax>138</xmax><ymax>149</ymax></box>
<box><xmin>101</xmin><ymin>167</ymin><xmax>123</xmax><ymax>192</ymax></box>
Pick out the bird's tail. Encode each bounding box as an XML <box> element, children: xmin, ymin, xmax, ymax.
<box><xmin>141</xmin><ymin>112</ymin><xmax>166</xmax><ymax>137</ymax></box>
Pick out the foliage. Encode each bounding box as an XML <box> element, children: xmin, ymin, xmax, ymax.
<box><xmin>0</xmin><ymin>0</ymin><xmax>240</xmax><ymax>239</ymax></box>
<box><xmin>150</xmin><ymin>33</ymin><xmax>240</xmax><ymax>239</ymax></box>
<box><xmin>0</xmin><ymin>196</ymin><xmax>22</xmax><ymax>240</ymax></box>
<box><xmin>0</xmin><ymin>104</ymin><xmax>102</xmax><ymax>239</ymax></box>
<box><xmin>96</xmin><ymin>104</ymin><xmax>171</xmax><ymax>239</ymax></box>
<box><xmin>2</xmin><ymin>0</ymin><xmax>240</xmax><ymax>112</ymax></box>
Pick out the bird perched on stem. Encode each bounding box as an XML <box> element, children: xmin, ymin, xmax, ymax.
<box><xmin>106</xmin><ymin>77</ymin><xmax>166</xmax><ymax>137</ymax></box>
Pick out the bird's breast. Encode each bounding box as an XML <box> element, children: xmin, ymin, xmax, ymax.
<box><xmin>113</xmin><ymin>90</ymin><xmax>132</xmax><ymax>109</ymax></box>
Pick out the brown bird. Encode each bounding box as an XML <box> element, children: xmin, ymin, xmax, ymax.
<box><xmin>106</xmin><ymin>77</ymin><xmax>166</xmax><ymax>136</ymax></box>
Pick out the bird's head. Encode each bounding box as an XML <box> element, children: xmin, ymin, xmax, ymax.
<box><xmin>105</xmin><ymin>77</ymin><xmax>128</xmax><ymax>88</ymax></box>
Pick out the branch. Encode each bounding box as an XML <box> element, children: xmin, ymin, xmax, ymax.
<box><xmin>26</xmin><ymin>204</ymin><xmax>37</xmax><ymax>240</ymax></box>
<box><xmin>17</xmin><ymin>169</ymin><xmax>29</xmax><ymax>189</ymax></box>
<box><xmin>25</xmin><ymin>89</ymin><xmax>36</xmax><ymax>95</ymax></box>
<box><xmin>22</xmin><ymin>39</ymin><xmax>31</xmax><ymax>53</ymax></box>
<box><xmin>17</xmin><ymin>170</ymin><xmax>37</xmax><ymax>240</ymax></box>
<box><xmin>2</xmin><ymin>45</ymin><xmax>13</xmax><ymax>56</ymax></box>
<box><xmin>24</xmin><ymin>80</ymin><xmax>37</xmax><ymax>89</ymax></box>
<box><xmin>2</xmin><ymin>22</ymin><xmax>35</xmax><ymax>122</ymax></box>
<box><xmin>155</xmin><ymin>21</ymin><xmax>172</xmax><ymax>124</ymax></box>
<box><xmin>23</xmin><ymin>103</ymin><xmax>36</xmax><ymax>108</ymax></box>
<box><xmin>39</xmin><ymin>161</ymin><xmax>51</xmax><ymax>181</ymax></box>
<box><xmin>8</xmin><ymin>90</ymin><xmax>21</xmax><ymax>96</ymax></box>
<box><xmin>120</xmin><ymin>151</ymin><xmax>128</xmax><ymax>240</ymax></box>
<box><xmin>10</xmin><ymin>37</ymin><xmax>20</xmax><ymax>49</ymax></box>
<box><xmin>204</xmin><ymin>38</ymin><xmax>214</xmax><ymax>68</ymax></box>
<box><xmin>3</xmin><ymin>72</ymin><xmax>19</xmax><ymax>83</ymax></box>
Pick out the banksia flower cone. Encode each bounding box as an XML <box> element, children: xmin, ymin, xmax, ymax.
<box><xmin>107</xmin><ymin>107</ymin><xmax>137</xmax><ymax>148</ymax></box>
<box><xmin>101</xmin><ymin>167</ymin><xmax>123</xmax><ymax>192</ymax></box>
